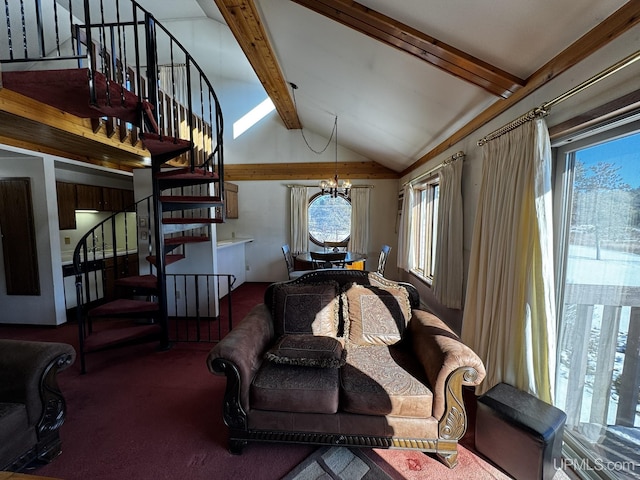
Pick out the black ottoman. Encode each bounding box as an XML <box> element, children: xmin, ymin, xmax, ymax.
<box><xmin>475</xmin><ymin>383</ymin><xmax>566</xmax><ymax>480</ymax></box>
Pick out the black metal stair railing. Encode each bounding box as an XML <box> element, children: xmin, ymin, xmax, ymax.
<box><xmin>72</xmin><ymin>195</ymin><xmax>232</xmax><ymax>347</ymax></box>
<box><xmin>2</xmin><ymin>1</ymin><xmax>227</xmax><ymax>356</ymax></box>
<box><xmin>0</xmin><ymin>0</ymin><xmax>224</xmax><ymax>178</ymax></box>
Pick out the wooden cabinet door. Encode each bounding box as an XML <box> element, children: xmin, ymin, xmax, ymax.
<box><xmin>56</xmin><ymin>181</ymin><xmax>77</xmax><ymax>230</ymax></box>
<box><xmin>76</xmin><ymin>184</ymin><xmax>103</xmax><ymax>210</ymax></box>
<box><xmin>224</xmin><ymin>182</ymin><xmax>238</xmax><ymax>219</ymax></box>
<box><xmin>0</xmin><ymin>178</ymin><xmax>40</xmax><ymax>295</ymax></box>
<box><xmin>102</xmin><ymin>187</ymin><xmax>123</xmax><ymax>212</ymax></box>
<box><xmin>122</xmin><ymin>189</ymin><xmax>135</xmax><ymax>212</ymax></box>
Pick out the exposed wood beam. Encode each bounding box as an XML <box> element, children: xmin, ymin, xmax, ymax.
<box><xmin>213</xmin><ymin>0</ymin><xmax>301</xmax><ymax>129</ymax></box>
<box><xmin>402</xmin><ymin>0</ymin><xmax>640</xmax><ymax>177</ymax></box>
<box><xmin>225</xmin><ymin>161</ymin><xmax>399</xmax><ymax>181</ymax></box>
<box><xmin>291</xmin><ymin>0</ymin><xmax>524</xmax><ymax>99</ymax></box>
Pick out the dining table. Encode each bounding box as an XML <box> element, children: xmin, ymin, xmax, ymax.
<box><xmin>295</xmin><ymin>251</ymin><xmax>366</xmax><ymax>270</ymax></box>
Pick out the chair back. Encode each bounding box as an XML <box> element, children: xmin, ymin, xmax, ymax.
<box><xmin>322</xmin><ymin>240</ymin><xmax>348</xmax><ymax>252</ymax></box>
<box><xmin>377</xmin><ymin>245</ymin><xmax>391</xmax><ymax>275</ymax></box>
<box><xmin>281</xmin><ymin>244</ymin><xmax>295</xmax><ymax>273</ymax></box>
<box><xmin>310</xmin><ymin>251</ymin><xmax>347</xmax><ymax>269</ymax></box>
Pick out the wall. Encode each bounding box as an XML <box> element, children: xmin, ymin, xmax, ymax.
<box><xmin>398</xmin><ymin>27</ymin><xmax>640</xmax><ymax>324</ymax></box>
<box><xmin>0</xmin><ymin>150</ymin><xmax>65</xmax><ymax>325</ymax></box>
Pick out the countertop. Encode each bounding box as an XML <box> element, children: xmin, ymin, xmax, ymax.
<box><xmin>216</xmin><ymin>237</ymin><xmax>253</xmax><ymax>249</ymax></box>
<box><xmin>61</xmin><ymin>248</ymin><xmax>138</xmax><ymax>266</ymax></box>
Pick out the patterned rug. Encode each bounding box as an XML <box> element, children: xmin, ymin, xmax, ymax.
<box><xmin>283</xmin><ymin>447</ymin><xmax>392</xmax><ymax>480</ymax></box>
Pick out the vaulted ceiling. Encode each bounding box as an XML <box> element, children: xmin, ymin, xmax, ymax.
<box><xmin>207</xmin><ymin>0</ymin><xmax>640</xmax><ymax>174</ymax></box>
<box><xmin>38</xmin><ymin>0</ymin><xmax>640</xmax><ymax>175</ymax></box>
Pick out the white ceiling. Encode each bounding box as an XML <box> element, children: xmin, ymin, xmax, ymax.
<box><xmin>140</xmin><ymin>0</ymin><xmax>630</xmax><ymax>172</ymax></box>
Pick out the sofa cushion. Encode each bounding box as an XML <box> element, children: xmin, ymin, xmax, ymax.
<box><xmin>0</xmin><ymin>402</ymin><xmax>37</xmax><ymax>468</ymax></box>
<box><xmin>251</xmin><ymin>362</ymin><xmax>340</xmax><ymax>414</ymax></box>
<box><xmin>265</xmin><ymin>335</ymin><xmax>346</xmax><ymax>368</ymax></box>
<box><xmin>344</xmin><ymin>284</ymin><xmax>412</xmax><ymax>346</ymax></box>
<box><xmin>340</xmin><ymin>345</ymin><xmax>433</xmax><ymax>418</ymax></box>
<box><xmin>271</xmin><ymin>282</ymin><xmax>340</xmax><ymax>337</ymax></box>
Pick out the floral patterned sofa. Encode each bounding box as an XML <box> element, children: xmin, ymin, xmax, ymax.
<box><xmin>206</xmin><ymin>270</ymin><xmax>485</xmax><ymax>467</ymax></box>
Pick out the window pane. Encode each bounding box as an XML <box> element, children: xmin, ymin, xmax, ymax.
<box><xmin>308</xmin><ymin>194</ymin><xmax>351</xmax><ymax>244</ymax></box>
<box><xmin>555</xmin><ymin>130</ymin><xmax>640</xmax><ymax>477</ymax></box>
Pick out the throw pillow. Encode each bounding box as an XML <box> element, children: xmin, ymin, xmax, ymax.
<box><xmin>265</xmin><ymin>335</ymin><xmax>346</xmax><ymax>368</ymax></box>
<box><xmin>271</xmin><ymin>282</ymin><xmax>340</xmax><ymax>337</ymax></box>
<box><xmin>344</xmin><ymin>283</ymin><xmax>412</xmax><ymax>346</ymax></box>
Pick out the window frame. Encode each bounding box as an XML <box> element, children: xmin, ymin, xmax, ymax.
<box><xmin>410</xmin><ymin>176</ymin><xmax>440</xmax><ymax>283</ymax></box>
<box><xmin>307</xmin><ymin>191</ymin><xmax>352</xmax><ymax>247</ymax></box>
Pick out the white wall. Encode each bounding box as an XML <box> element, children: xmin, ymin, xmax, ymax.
<box><xmin>0</xmin><ymin>151</ymin><xmax>66</xmax><ymax>325</ymax></box>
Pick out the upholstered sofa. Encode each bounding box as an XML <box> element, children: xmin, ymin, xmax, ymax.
<box><xmin>206</xmin><ymin>270</ymin><xmax>485</xmax><ymax>468</ymax></box>
<box><xmin>0</xmin><ymin>339</ymin><xmax>76</xmax><ymax>472</ymax></box>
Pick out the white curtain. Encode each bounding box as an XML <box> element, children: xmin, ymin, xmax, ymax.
<box><xmin>432</xmin><ymin>157</ymin><xmax>464</xmax><ymax>309</ymax></box>
<box><xmin>290</xmin><ymin>186</ymin><xmax>308</xmax><ymax>254</ymax></box>
<box><xmin>396</xmin><ymin>184</ymin><xmax>414</xmax><ymax>271</ymax></box>
<box><xmin>159</xmin><ymin>64</ymin><xmax>188</xmax><ymax>104</ymax></box>
<box><xmin>461</xmin><ymin>118</ymin><xmax>556</xmax><ymax>402</ymax></box>
<box><xmin>349</xmin><ymin>187</ymin><xmax>370</xmax><ymax>255</ymax></box>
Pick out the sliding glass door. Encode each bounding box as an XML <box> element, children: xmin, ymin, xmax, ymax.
<box><xmin>554</xmin><ymin>123</ymin><xmax>640</xmax><ymax>479</ymax></box>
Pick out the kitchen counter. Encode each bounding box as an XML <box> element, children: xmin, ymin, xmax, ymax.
<box><xmin>216</xmin><ymin>237</ymin><xmax>253</xmax><ymax>249</ymax></box>
<box><xmin>61</xmin><ymin>248</ymin><xmax>138</xmax><ymax>268</ymax></box>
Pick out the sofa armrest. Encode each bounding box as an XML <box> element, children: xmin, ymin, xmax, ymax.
<box><xmin>206</xmin><ymin>303</ymin><xmax>274</xmax><ymax>419</ymax></box>
<box><xmin>0</xmin><ymin>339</ymin><xmax>76</xmax><ymax>433</ymax></box>
<box><xmin>408</xmin><ymin>310</ymin><xmax>486</xmax><ymax>421</ymax></box>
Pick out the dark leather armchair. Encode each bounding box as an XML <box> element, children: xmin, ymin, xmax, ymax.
<box><xmin>0</xmin><ymin>339</ymin><xmax>75</xmax><ymax>472</ymax></box>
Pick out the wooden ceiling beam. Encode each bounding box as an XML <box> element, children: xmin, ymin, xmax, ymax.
<box><xmin>213</xmin><ymin>0</ymin><xmax>301</xmax><ymax>129</ymax></box>
<box><xmin>291</xmin><ymin>0</ymin><xmax>525</xmax><ymax>99</ymax></box>
<box><xmin>402</xmin><ymin>0</ymin><xmax>640</xmax><ymax>177</ymax></box>
<box><xmin>224</xmin><ymin>161</ymin><xmax>399</xmax><ymax>181</ymax></box>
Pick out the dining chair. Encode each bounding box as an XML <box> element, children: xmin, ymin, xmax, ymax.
<box><xmin>310</xmin><ymin>251</ymin><xmax>347</xmax><ymax>269</ymax></box>
<box><xmin>282</xmin><ymin>244</ymin><xmax>313</xmax><ymax>279</ymax></box>
<box><xmin>376</xmin><ymin>245</ymin><xmax>391</xmax><ymax>275</ymax></box>
<box><xmin>322</xmin><ymin>240</ymin><xmax>348</xmax><ymax>252</ymax></box>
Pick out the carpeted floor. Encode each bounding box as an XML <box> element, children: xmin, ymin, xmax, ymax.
<box><xmin>0</xmin><ymin>283</ymin><xmax>571</xmax><ymax>479</ymax></box>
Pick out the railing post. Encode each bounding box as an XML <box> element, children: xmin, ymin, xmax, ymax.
<box><xmin>144</xmin><ymin>12</ymin><xmax>159</xmax><ymax>131</ymax></box>
<box><xmin>82</xmin><ymin>0</ymin><xmax>97</xmax><ymax>106</ymax></box>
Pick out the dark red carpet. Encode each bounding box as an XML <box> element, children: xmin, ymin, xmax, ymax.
<box><xmin>0</xmin><ymin>282</ymin><xmax>516</xmax><ymax>480</ymax></box>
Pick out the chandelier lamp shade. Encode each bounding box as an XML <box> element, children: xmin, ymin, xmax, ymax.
<box><xmin>320</xmin><ymin>116</ymin><xmax>351</xmax><ymax>198</ymax></box>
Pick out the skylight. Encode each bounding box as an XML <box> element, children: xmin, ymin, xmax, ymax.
<box><xmin>233</xmin><ymin>97</ymin><xmax>275</xmax><ymax>139</ymax></box>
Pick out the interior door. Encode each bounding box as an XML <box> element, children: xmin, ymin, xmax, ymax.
<box><xmin>0</xmin><ymin>178</ymin><xmax>40</xmax><ymax>295</ymax></box>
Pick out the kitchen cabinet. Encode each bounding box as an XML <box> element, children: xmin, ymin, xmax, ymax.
<box><xmin>56</xmin><ymin>181</ymin><xmax>77</xmax><ymax>230</ymax></box>
<box><xmin>75</xmin><ymin>184</ymin><xmax>103</xmax><ymax>210</ymax></box>
<box><xmin>224</xmin><ymin>182</ymin><xmax>238</xmax><ymax>219</ymax></box>
<box><xmin>61</xmin><ymin>183</ymin><xmax>135</xmax><ymax>216</ymax></box>
<box><xmin>102</xmin><ymin>187</ymin><xmax>124</xmax><ymax>212</ymax></box>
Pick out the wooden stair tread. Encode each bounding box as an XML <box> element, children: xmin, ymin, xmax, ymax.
<box><xmin>114</xmin><ymin>274</ymin><xmax>158</xmax><ymax>291</ymax></box>
<box><xmin>83</xmin><ymin>322</ymin><xmax>162</xmax><ymax>352</ymax></box>
<box><xmin>140</xmin><ymin>133</ymin><xmax>192</xmax><ymax>161</ymax></box>
<box><xmin>156</xmin><ymin>167</ymin><xmax>219</xmax><ymax>181</ymax></box>
<box><xmin>89</xmin><ymin>299</ymin><xmax>159</xmax><ymax>318</ymax></box>
<box><xmin>164</xmin><ymin>236</ymin><xmax>210</xmax><ymax>245</ymax></box>
<box><xmin>162</xmin><ymin>217</ymin><xmax>223</xmax><ymax>224</ymax></box>
<box><xmin>159</xmin><ymin>195</ymin><xmax>222</xmax><ymax>203</ymax></box>
<box><xmin>145</xmin><ymin>254</ymin><xmax>185</xmax><ymax>266</ymax></box>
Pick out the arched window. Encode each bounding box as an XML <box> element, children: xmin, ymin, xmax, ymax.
<box><xmin>308</xmin><ymin>192</ymin><xmax>351</xmax><ymax>246</ymax></box>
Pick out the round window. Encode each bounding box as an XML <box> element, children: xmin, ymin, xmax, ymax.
<box><xmin>308</xmin><ymin>193</ymin><xmax>351</xmax><ymax>246</ymax></box>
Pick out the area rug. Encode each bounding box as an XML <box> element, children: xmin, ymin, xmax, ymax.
<box><xmin>283</xmin><ymin>447</ymin><xmax>392</xmax><ymax>480</ymax></box>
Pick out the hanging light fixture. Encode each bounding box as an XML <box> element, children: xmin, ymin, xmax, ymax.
<box><xmin>290</xmin><ymin>82</ymin><xmax>351</xmax><ymax>198</ymax></box>
<box><xmin>319</xmin><ymin>116</ymin><xmax>351</xmax><ymax>198</ymax></box>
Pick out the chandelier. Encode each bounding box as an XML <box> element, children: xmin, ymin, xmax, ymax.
<box><xmin>319</xmin><ymin>116</ymin><xmax>351</xmax><ymax>198</ymax></box>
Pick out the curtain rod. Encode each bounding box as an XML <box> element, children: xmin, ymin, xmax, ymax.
<box><xmin>285</xmin><ymin>184</ymin><xmax>374</xmax><ymax>189</ymax></box>
<box><xmin>402</xmin><ymin>151</ymin><xmax>464</xmax><ymax>187</ymax></box>
<box><xmin>477</xmin><ymin>49</ymin><xmax>640</xmax><ymax>146</ymax></box>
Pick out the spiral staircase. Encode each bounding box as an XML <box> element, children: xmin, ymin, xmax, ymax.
<box><xmin>0</xmin><ymin>0</ymin><xmax>226</xmax><ymax>372</ymax></box>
